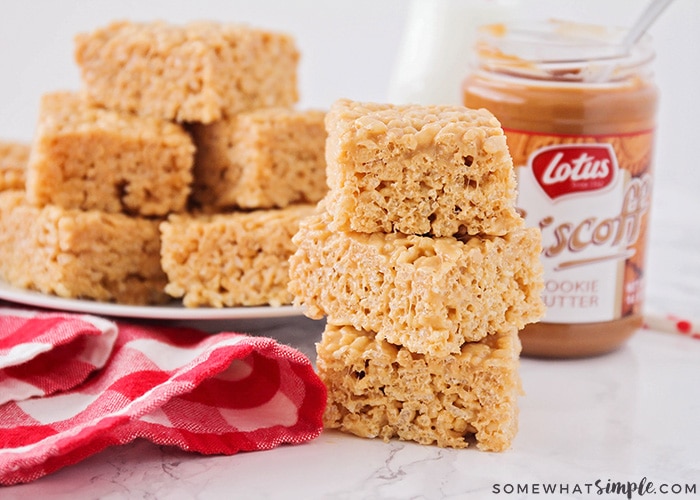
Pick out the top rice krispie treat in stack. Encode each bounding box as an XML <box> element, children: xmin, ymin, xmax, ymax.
<box><xmin>75</xmin><ymin>20</ymin><xmax>300</xmax><ymax>123</ymax></box>
<box><xmin>323</xmin><ymin>98</ymin><xmax>524</xmax><ymax>237</ymax></box>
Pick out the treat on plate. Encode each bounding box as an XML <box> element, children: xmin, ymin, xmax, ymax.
<box><xmin>0</xmin><ymin>141</ymin><xmax>29</xmax><ymax>191</ymax></box>
<box><xmin>190</xmin><ymin>107</ymin><xmax>327</xmax><ymax>210</ymax></box>
<box><xmin>74</xmin><ymin>20</ymin><xmax>300</xmax><ymax>123</ymax></box>
<box><xmin>323</xmin><ymin>98</ymin><xmax>523</xmax><ymax>237</ymax></box>
<box><xmin>0</xmin><ymin>191</ymin><xmax>168</xmax><ymax>305</ymax></box>
<box><xmin>317</xmin><ymin>324</ymin><xmax>523</xmax><ymax>452</ymax></box>
<box><xmin>289</xmin><ymin>210</ymin><xmax>545</xmax><ymax>356</ymax></box>
<box><xmin>160</xmin><ymin>204</ymin><xmax>315</xmax><ymax>307</ymax></box>
<box><xmin>26</xmin><ymin>91</ymin><xmax>194</xmax><ymax>216</ymax></box>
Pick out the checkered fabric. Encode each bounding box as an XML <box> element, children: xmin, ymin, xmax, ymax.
<box><xmin>0</xmin><ymin>308</ymin><xmax>326</xmax><ymax>486</ymax></box>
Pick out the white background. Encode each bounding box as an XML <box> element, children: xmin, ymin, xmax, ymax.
<box><xmin>1</xmin><ymin>0</ymin><xmax>698</xmax><ymax>317</ymax></box>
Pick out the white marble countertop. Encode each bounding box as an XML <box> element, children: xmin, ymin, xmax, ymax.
<box><xmin>3</xmin><ymin>316</ymin><xmax>699</xmax><ymax>500</ymax></box>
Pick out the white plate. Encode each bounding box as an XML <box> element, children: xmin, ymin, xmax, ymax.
<box><xmin>0</xmin><ymin>280</ymin><xmax>303</xmax><ymax>320</ymax></box>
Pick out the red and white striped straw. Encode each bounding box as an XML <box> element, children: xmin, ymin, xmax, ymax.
<box><xmin>643</xmin><ymin>312</ymin><xmax>700</xmax><ymax>340</ymax></box>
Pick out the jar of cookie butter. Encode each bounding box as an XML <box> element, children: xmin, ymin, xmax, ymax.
<box><xmin>463</xmin><ymin>20</ymin><xmax>658</xmax><ymax>358</ymax></box>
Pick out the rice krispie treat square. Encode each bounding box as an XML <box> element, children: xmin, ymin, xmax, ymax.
<box><xmin>190</xmin><ymin>108</ymin><xmax>327</xmax><ymax>210</ymax></box>
<box><xmin>323</xmin><ymin>98</ymin><xmax>523</xmax><ymax>237</ymax></box>
<box><xmin>0</xmin><ymin>141</ymin><xmax>29</xmax><ymax>191</ymax></box>
<box><xmin>289</xmin><ymin>210</ymin><xmax>545</xmax><ymax>356</ymax></box>
<box><xmin>160</xmin><ymin>204</ymin><xmax>315</xmax><ymax>307</ymax></box>
<box><xmin>0</xmin><ymin>191</ymin><xmax>168</xmax><ymax>305</ymax></box>
<box><xmin>317</xmin><ymin>324</ymin><xmax>523</xmax><ymax>451</ymax></box>
<box><xmin>75</xmin><ymin>20</ymin><xmax>299</xmax><ymax>123</ymax></box>
<box><xmin>26</xmin><ymin>91</ymin><xmax>194</xmax><ymax>216</ymax></box>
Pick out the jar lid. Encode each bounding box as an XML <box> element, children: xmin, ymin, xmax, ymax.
<box><xmin>475</xmin><ymin>20</ymin><xmax>655</xmax><ymax>83</ymax></box>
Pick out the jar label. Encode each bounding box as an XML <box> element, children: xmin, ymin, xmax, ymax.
<box><xmin>506</xmin><ymin>129</ymin><xmax>654</xmax><ymax>323</ymax></box>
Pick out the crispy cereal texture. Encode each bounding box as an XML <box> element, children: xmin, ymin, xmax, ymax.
<box><xmin>75</xmin><ymin>20</ymin><xmax>299</xmax><ymax>123</ymax></box>
<box><xmin>26</xmin><ymin>91</ymin><xmax>194</xmax><ymax>216</ymax></box>
<box><xmin>289</xmin><ymin>210</ymin><xmax>545</xmax><ymax>356</ymax></box>
<box><xmin>0</xmin><ymin>191</ymin><xmax>168</xmax><ymax>305</ymax></box>
<box><xmin>323</xmin><ymin>99</ymin><xmax>523</xmax><ymax>237</ymax></box>
<box><xmin>317</xmin><ymin>324</ymin><xmax>523</xmax><ymax>451</ymax></box>
<box><xmin>0</xmin><ymin>141</ymin><xmax>29</xmax><ymax>191</ymax></box>
<box><xmin>160</xmin><ymin>204</ymin><xmax>315</xmax><ymax>307</ymax></box>
<box><xmin>190</xmin><ymin>108</ymin><xmax>327</xmax><ymax>209</ymax></box>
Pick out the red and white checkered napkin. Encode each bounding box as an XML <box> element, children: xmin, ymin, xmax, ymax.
<box><xmin>0</xmin><ymin>308</ymin><xmax>118</xmax><ymax>406</ymax></box>
<box><xmin>0</xmin><ymin>308</ymin><xmax>327</xmax><ymax>486</ymax></box>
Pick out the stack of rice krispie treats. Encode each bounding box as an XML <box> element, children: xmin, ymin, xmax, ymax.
<box><xmin>0</xmin><ymin>20</ymin><xmax>326</xmax><ymax>307</ymax></box>
<box><xmin>289</xmin><ymin>99</ymin><xmax>545</xmax><ymax>451</ymax></box>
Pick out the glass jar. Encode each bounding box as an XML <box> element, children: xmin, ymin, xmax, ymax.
<box><xmin>463</xmin><ymin>21</ymin><xmax>658</xmax><ymax>358</ymax></box>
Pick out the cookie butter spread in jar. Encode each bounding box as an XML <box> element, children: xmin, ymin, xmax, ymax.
<box><xmin>463</xmin><ymin>21</ymin><xmax>658</xmax><ymax>357</ymax></box>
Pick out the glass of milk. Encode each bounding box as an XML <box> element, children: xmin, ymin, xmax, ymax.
<box><xmin>387</xmin><ymin>0</ymin><xmax>521</xmax><ymax>106</ymax></box>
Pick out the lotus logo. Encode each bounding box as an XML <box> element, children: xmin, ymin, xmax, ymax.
<box><xmin>530</xmin><ymin>143</ymin><xmax>618</xmax><ymax>200</ymax></box>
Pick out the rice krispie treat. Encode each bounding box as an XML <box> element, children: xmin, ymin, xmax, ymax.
<box><xmin>190</xmin><ymin>108</ymin><xmax>327</xmax><ymax>209</ymax></box>
<box><xmin>0</xmin><ymin>191</ymin><xmax>168</xmax><ymax>305</ymax></box>
<box><xmin>317</xmin><ymin>324</ymin><xmax>523</xmax><ymax>451</ymax></box>
<box><xmin>160</xmin><ymin>204</ymin><xmax>315</xmax><ymax>307</ymax></box>
<box><xmin>323</xmin><ymin>99</ymin><xmax>523</xmax><ymax>237</ymax></box>
<box><xmin>26</xmin><ymin>91</ymin><xmax>194</xmax><ymax>216</ymax></box>
<box><xmin>0</xmin><ymin>141</ymin><xmax>29</xmax><ymax>191</ymax></box>
<box><xmin>289</xmin><ymin>211</ymin><xmax>545</xmax><ymax>356</ymax></box>
<box><xmin>75</xmin><ymin>20</ymin><xmax>299</xmax><ymax>123</ymax></box>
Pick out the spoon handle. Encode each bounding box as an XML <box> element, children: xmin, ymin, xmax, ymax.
<box><xmin>622</xmin><ymin>0</ymin><xmax>675</xmax><ymax>50</ymax></box>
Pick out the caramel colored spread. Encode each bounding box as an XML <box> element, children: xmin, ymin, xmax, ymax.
<box><xmin>463</xmin><ymin>78</ymin><xmax>656</xmax><ymax>135</ymax></box>
<box><xmin>463</xmin><ymin>23</ymin><xmax>658</xmax><ymax>358</ymax></box>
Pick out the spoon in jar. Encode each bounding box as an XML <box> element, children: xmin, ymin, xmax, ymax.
<box><xmin>543</xmin><ymin>0</ymin><xmax>673</xmax><ymax>83</ymax></box>
<box><xmin>582</xmin><ymin>0</ymin><xmax>675</xmax><ymax>82</ymax></box>
<box><xmin>618</xmin><ymin>0</ymin><xmax>675</xmax><ymax>56</ymax></box>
